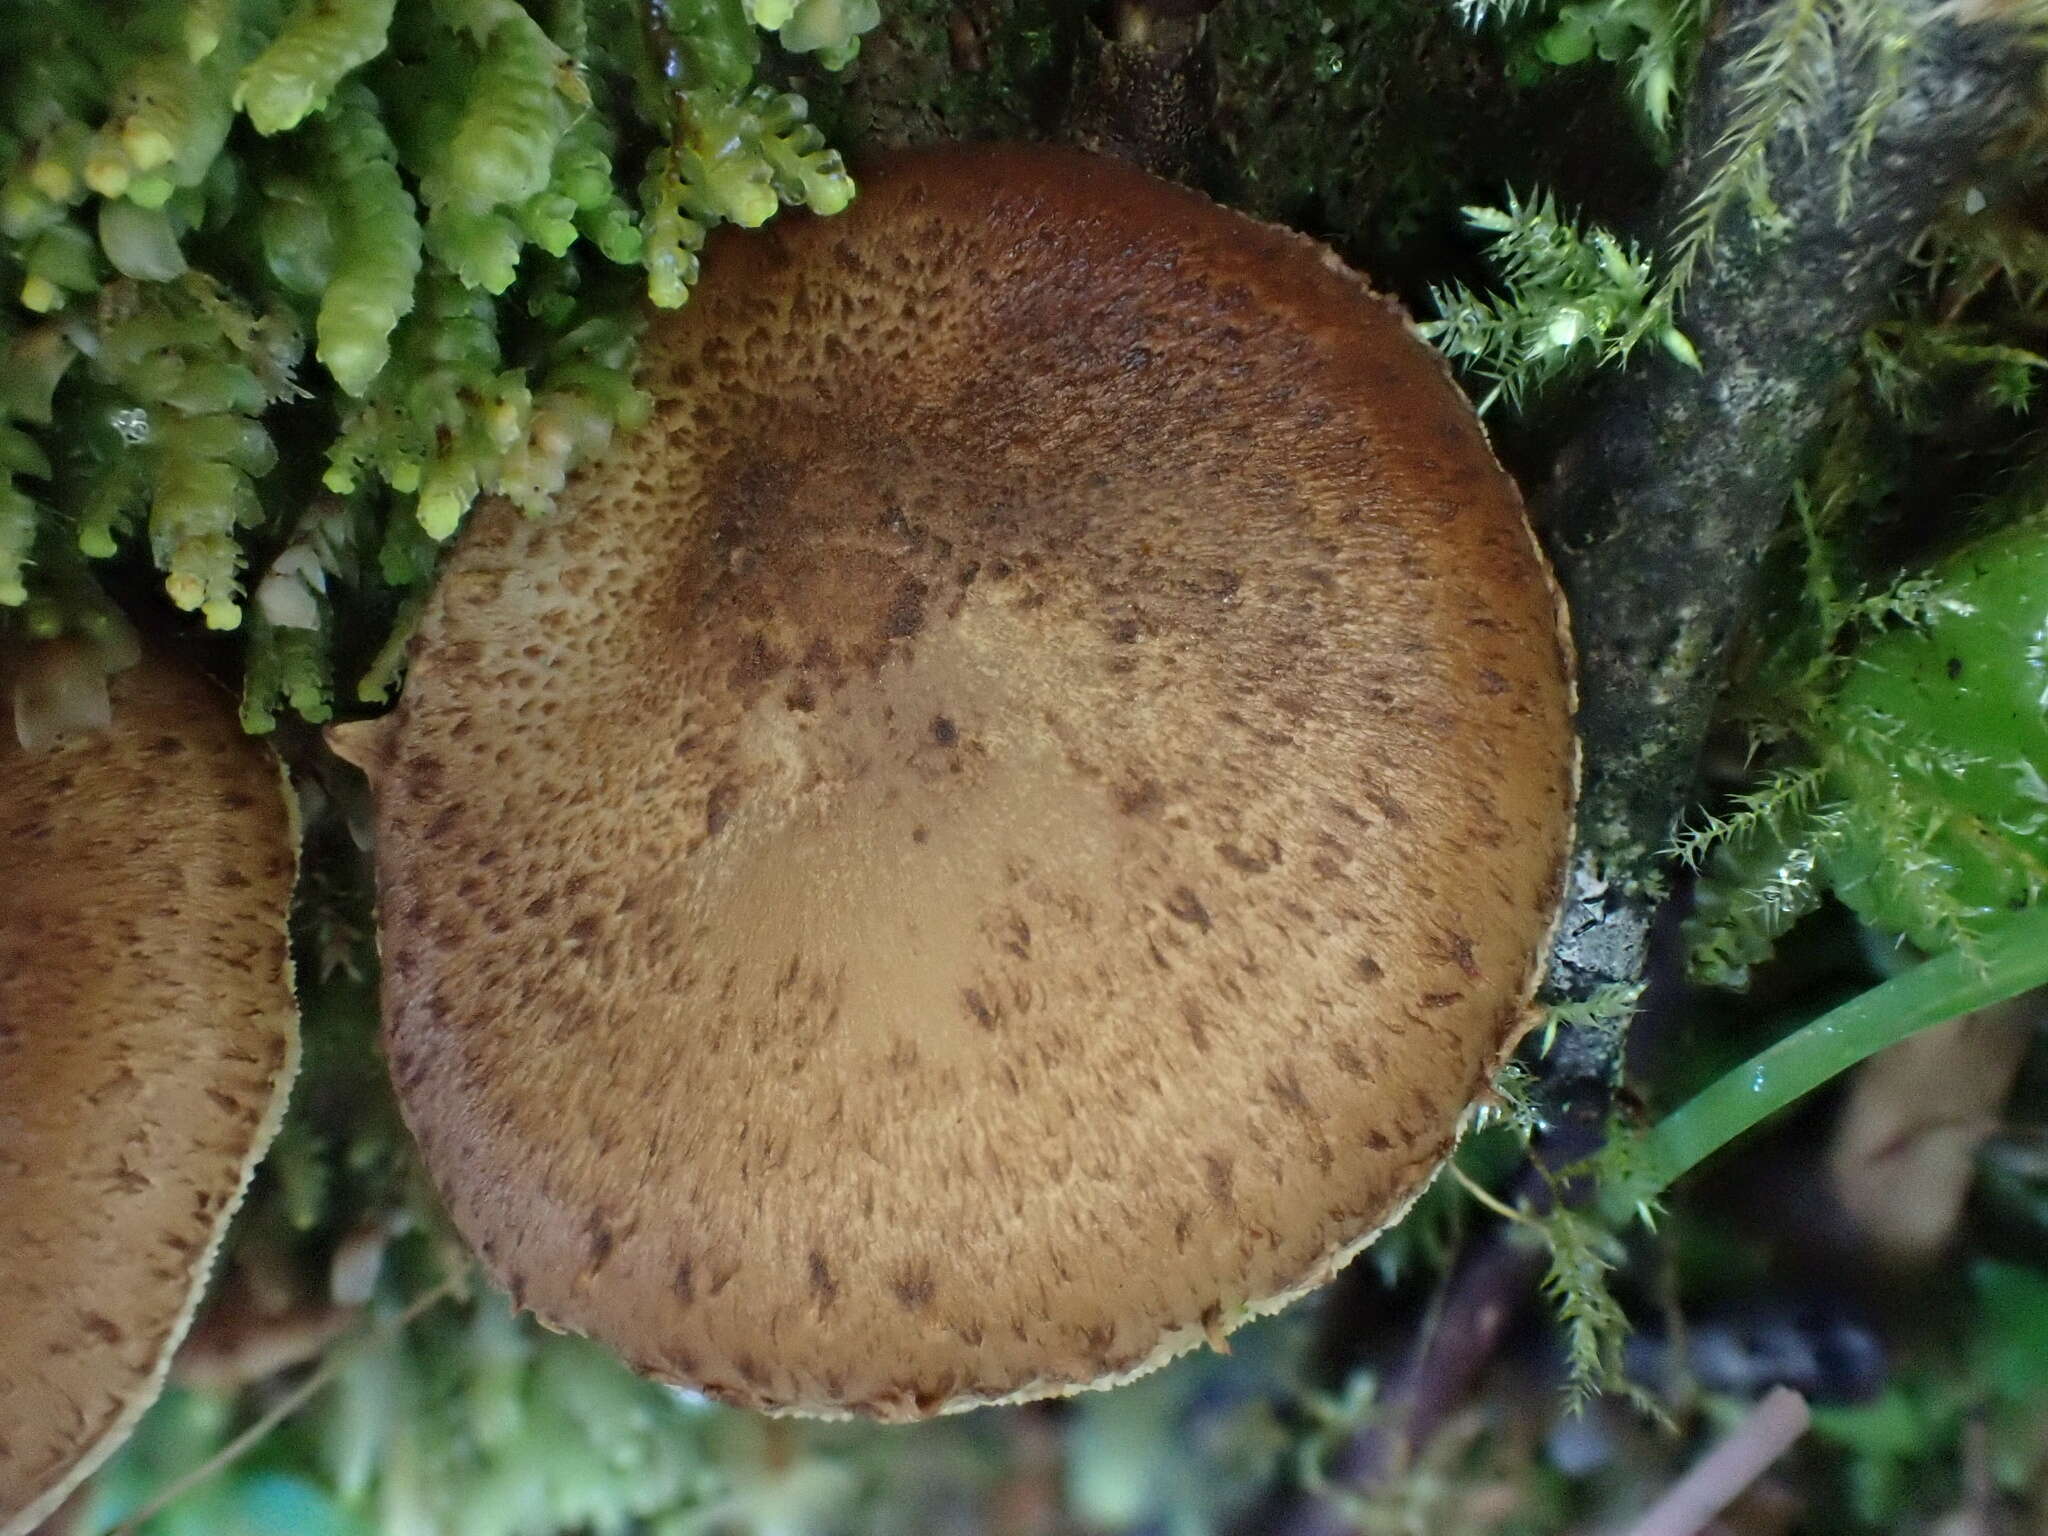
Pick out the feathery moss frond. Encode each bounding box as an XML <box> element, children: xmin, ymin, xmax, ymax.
<box><xmin>1423</xmin><ymin>190</ymin><xmax>1696</xmax><ymax>412</ymax></box>
<box><xmin>1662</xmin><ymin>0</ymin><xmax>1923</xmax><ymax>302</ymax></box>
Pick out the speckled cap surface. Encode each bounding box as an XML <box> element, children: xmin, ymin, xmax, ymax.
<box><xmin>342</xmin><ymin>145</ymin><xmax>1576</xmax><ymax>1420</ymax></box>
<box><xmin>1</xmin><ymin>649</ymin><xmax>299</xmax><ymax>1534</ymax></box>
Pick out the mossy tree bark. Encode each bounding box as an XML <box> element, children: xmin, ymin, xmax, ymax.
<box><xmin>1535</xmin><ymin>0</ymin><xmax>2037</xmax><ymax>1104</ymax></box>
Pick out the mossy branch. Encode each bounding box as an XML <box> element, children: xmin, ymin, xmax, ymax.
<box><xmin>1536</xmin><ymin>0</ymin><xmax>2036</xmax><ymax>1098</ymax></box>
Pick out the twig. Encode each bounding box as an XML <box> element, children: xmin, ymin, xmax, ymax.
<box><xmin>111</xmin><ymin>1274</ymin><xmax>465</xmax><ymax>1534</ymax></box>
<box><xmin>1234</xmin><ymin>1224</ymin><xmax>1550</xmax><ymax>1536</ymax></box>
<box><xmin>1624</xmin><ymin>1386</ymin><xmax>1812</xmax><ymax>1536</ymax></box>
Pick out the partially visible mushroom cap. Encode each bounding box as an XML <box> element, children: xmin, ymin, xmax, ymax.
<box><xmin>342</xmin><ymin>145</ymin><xmax>1575</xmax><ymax>1420</ymax></box>
<box><xmin>1</xmin><ymin>645</ymin><xmax>299</xmax><ymax>1535</ymax></box>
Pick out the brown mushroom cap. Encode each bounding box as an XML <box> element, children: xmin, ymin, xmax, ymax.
<box><xmin>342</xmin><ymin>145</ymin><xmax>1575</xmax><ymax>1421</ymax></box>
<box><xmin>1</xmin><ymin>647</ymin><xmax>299</xmax><ymax>1534</ymax></box>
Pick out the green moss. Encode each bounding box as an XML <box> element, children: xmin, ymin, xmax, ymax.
<box><xmin>0</xmin><ymin>0</ymin><xmax>876</xmax><ymax>724</ymax></box>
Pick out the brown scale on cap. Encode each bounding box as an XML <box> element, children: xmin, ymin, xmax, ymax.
<box><xmin>335</xmin><ymin>144</ymin><xmax>1576</xmax><ymax>1421</ymax></box>
<box><xmin>1</xmin><ymin>648</ymin><xmax>299</xmax><ymax>1533</ymax></box>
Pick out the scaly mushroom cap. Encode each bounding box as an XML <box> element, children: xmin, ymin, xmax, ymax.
<box><xmin>0</xmin><ymin>647</ymin><xmax>299</xmax><ymax>1534</ymax></box>
<box><xmin>344</xmin><ymin>145</ymin><xmax>1575</xmax><ymax>1420</ymax></box>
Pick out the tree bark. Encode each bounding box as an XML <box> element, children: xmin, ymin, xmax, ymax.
<box><xmin>1536</xmin><ymin>0</ymin><xmax>2036</xmax><ymax>1096</ymax></box>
